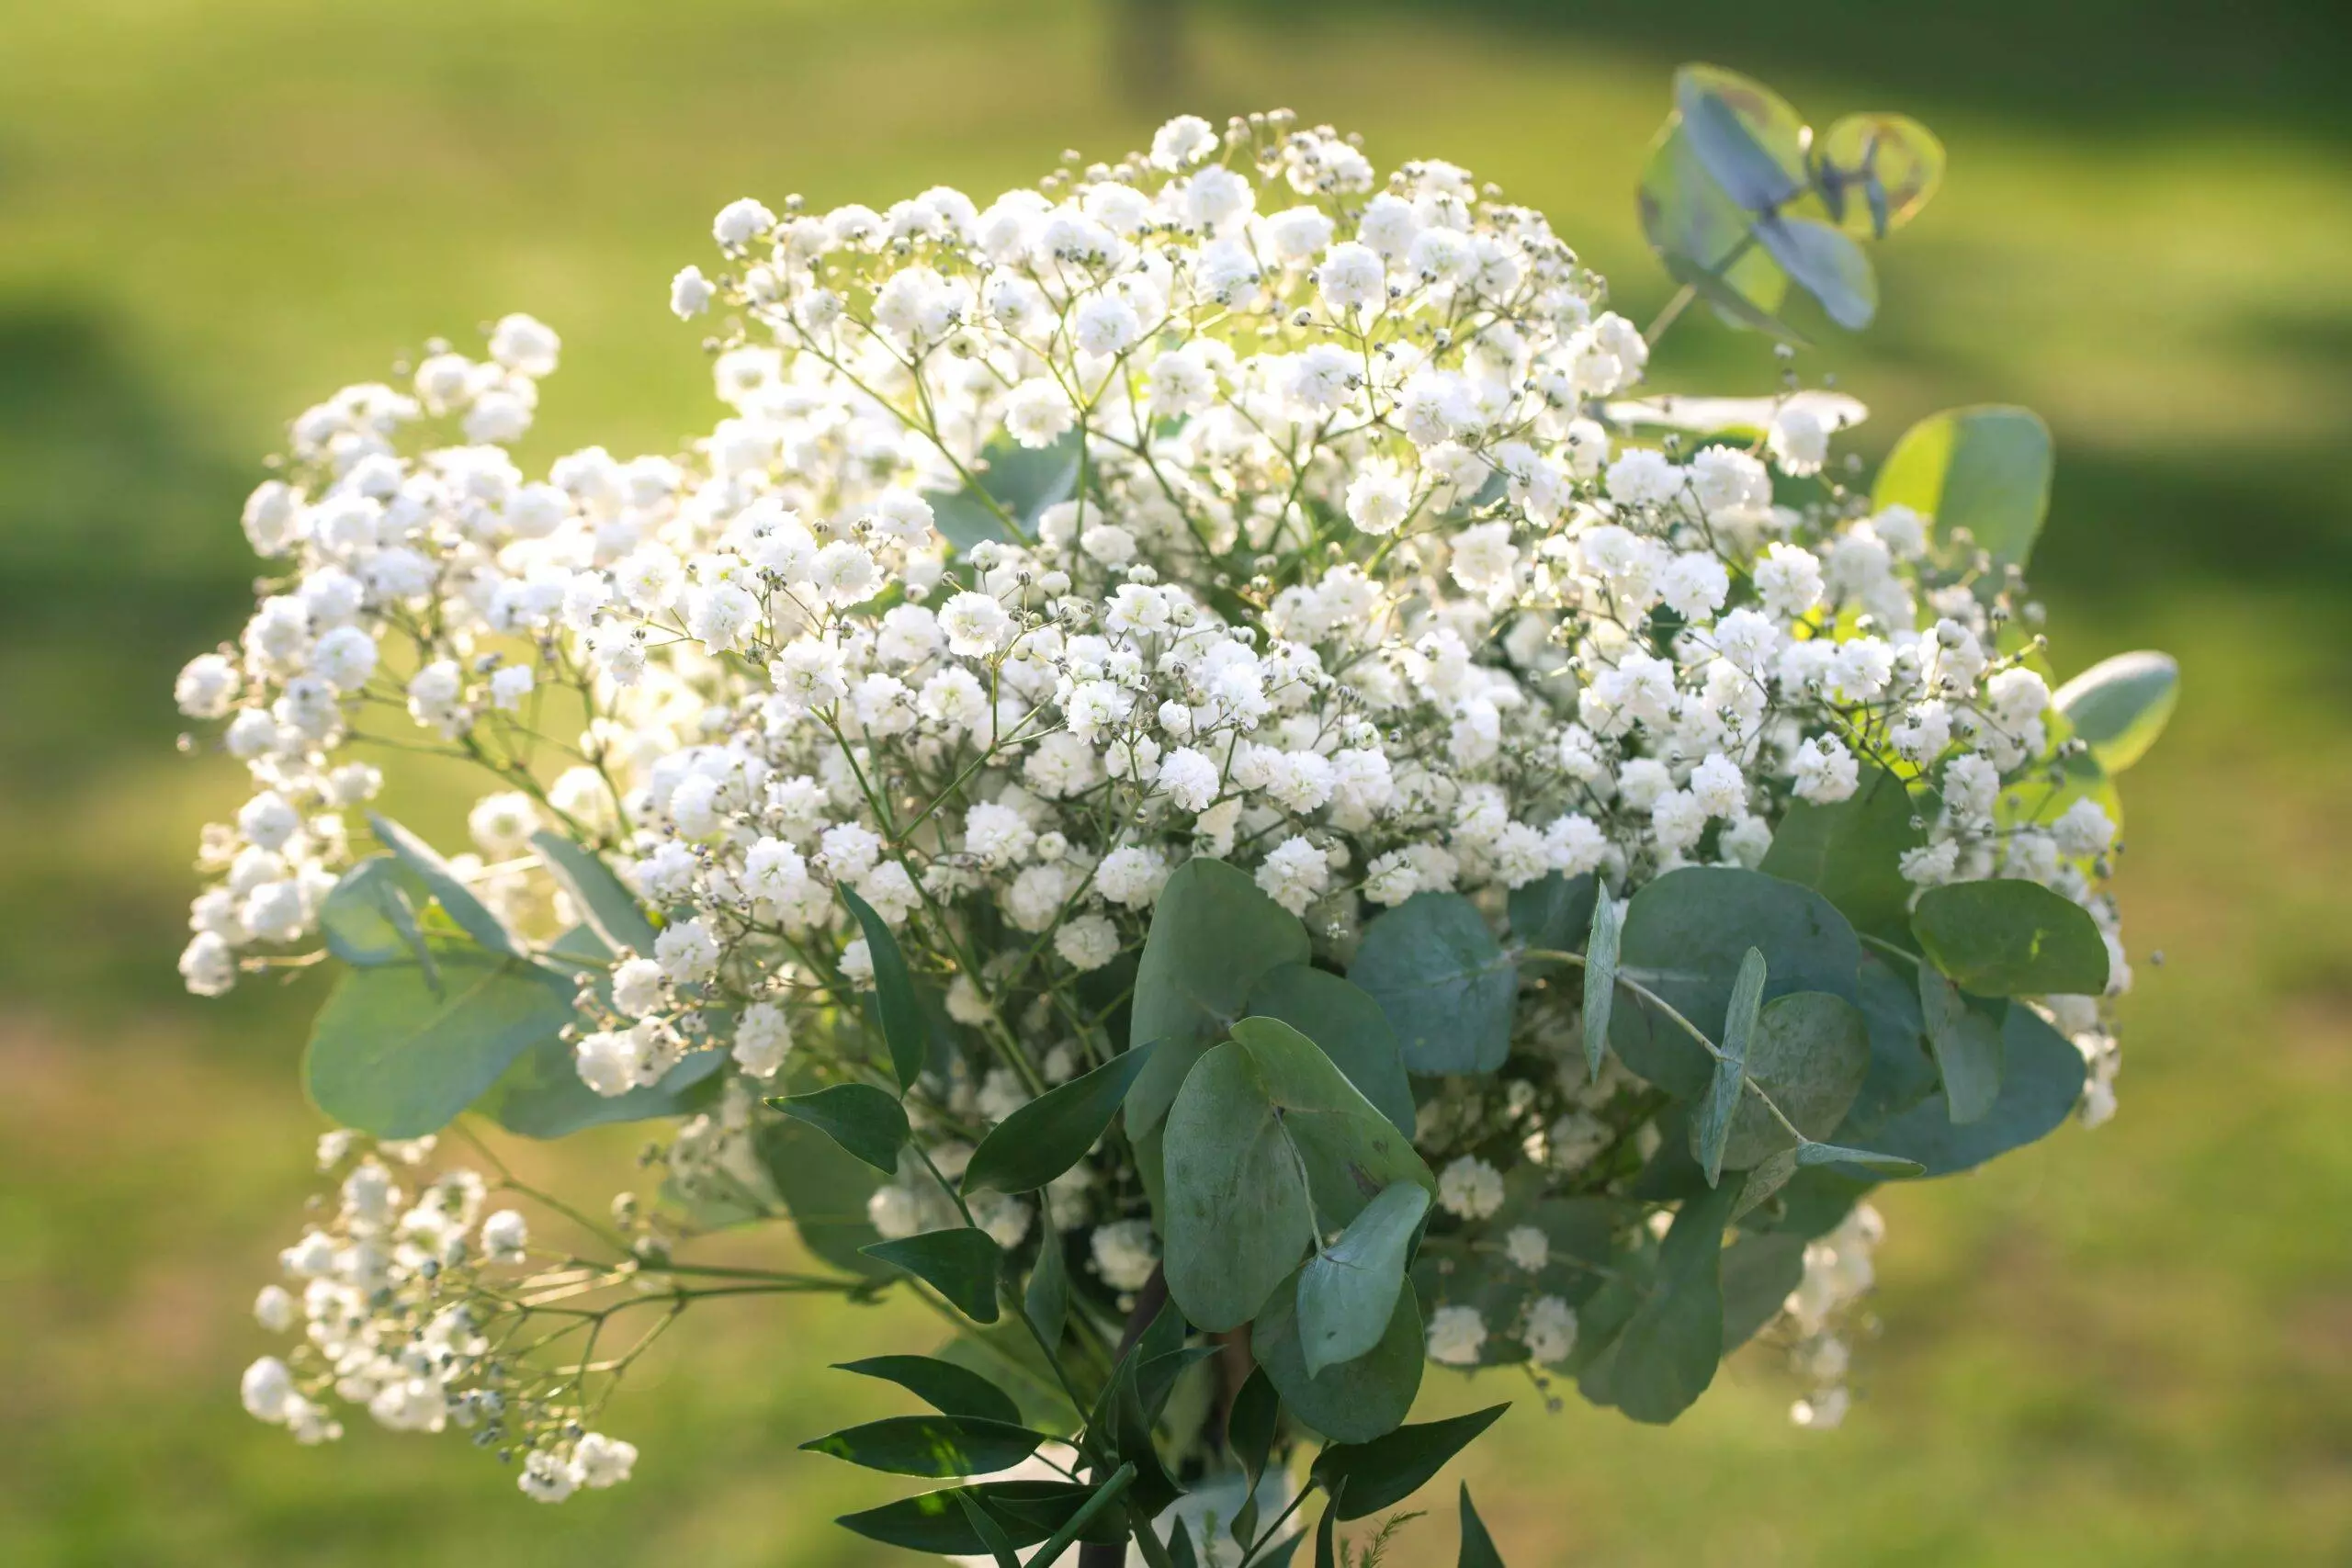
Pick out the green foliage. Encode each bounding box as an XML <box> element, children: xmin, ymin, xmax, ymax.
<box><xmin>1251</xmin><ymin>1266</ymin><xmax>1424</xmax><ymax>1442</ymax></box>
<box><xmin>528</xmin><ymin>829</ymin><xmax>658</xmax><ymax>955</ymax></box>
<box><xmin>1715</xmin><ymin>991</ymin><xmax>1872</xmax><ymax>1170</ymax></box>
<box><xmin>1577</xmin><ymin>1181</ymin><xmax>1737</xmax><ymax>1423</ymax></box>
<box><xmin>1848</xmin><ymin>951</ymin><xmax>1945</xmax><ymax>1130</ymax></box>
<box><xmin>1874</xmin><ymin>405</ymin><xmax>2054</xmax><ymax>573</ymax></box>
<box><xmin>1759</xmin><ymin>763</ymin><xmax>1925</xmax><ymax>942</ymax></box>
<box><xmin>1455</xmin><ymin>1483</ymin><xmax>1507</xmax><ymax>1568</ymax></box>
<box><xmin>1851</xmin><ymin>1001</ymin><xmax>2087</xmax><ymax>1176</ymax></box>
<box><xmin>318</xmin><ymin>856</ymin><xmax>433</xmax><ymax>973</ymax></box>
<box><xmin>2054</xmin><ymin>649</ymin><xmax>2180</xmax><ymax>773</ymax></box>
<box><xmin>1640</xmin><ymin>63</ymin><xmax>1936</xmax><ymax>335</ymax></box>
<box><xmin>1297</xmin><ymin>1181</ymin><xmax>1430</xmax><ymax>1377</ymax></box>
<box><xmin>1720</xmin><ymin>1231</ymin><xmax>1809</xmax><ymax>1348</ymax></box>
<box><xmin>1580</xmin><ymin>887</ymin><xmax>1623</xmax><ymax>1083</ymax></box>
<box><xmin>305</xmin><ymin>939</ymin><xmax>571</xmax><ymax>1137</ymax></box>
<box><xmin>925</xmin><ymin>429</ymin><xmax>1082</xmax><ymax>548</ymax></box>
<box><xmin>962</xmin><ymin>1040</ymin><xmax>1157</xmax><ymax>1195</ymax></box>
<box><xmin>838</xmin><ymin>884</ymin><xmax>928</xmax><ymax>1089</ymax></box>
<box><xmin>1161</xmin><ymin>1017</ymin><xmax>1434</xmax><ymax>1331</ymax></box>
<box><xmin>861</xmin><ymin>1228</ymin><xmax>1003</xmax><ymax>1323</ymax></box>
<box><xmin>1350</xmin><ymin>892</ymin><xmax>1518</xmax><ymax>1075</ymax></box>
<box><xmin>367</xmin><ymin>813</ymin><xmax>521</xmax><ymax>958</ymax></box>
<box><xmin>754</xmin><ymin>1091</ymin><xmax>891</xmax><ymax>1278</ymax></box>
<box><xmin>482</xmin><ymin>1020</ymin><xmax>723</xmax><ymax>1138</ymax></box>
<box><xmin>1313</xmin><ymin>1402</ymin><xmax>1510</xmax><ymax>1519</ymax></box>
<box><xmin>768</xmin><ymin>1082</ymin><xmax>910</xmax><ymax>1174</ymax></box>
<box><xmin>834</xmin><ymin>1479</ymin><xmax>1119</xmax><ymax>1554</ymax></box>
<box><xmin>833</xmin><ymin>1353</ymin><xmax>1023</xmax><ymax>1426</ymax></box>
<box><xmin>1243</xmin><ymin>964</ymin><xmax>1415</xmax><ymax>1135</ymax></box>
<box><xmin>1125</xmin><ymin>857</ymin><xmax>1311</xmax><ymax>1137</ymax></box>
<box><xmin>1610</xmin><ymin>866</ymin><xmax>1862</xmax><ymax>1100</ymax></box>
<box><xmin>800</xmin><ymin>1412</ymin><xmax>1046</xmax><ymax>1476</ymax></box>
<box><xmin>1917</xmin><ymin>964</ymin><xmax>2007</xmax><ymax>1124</ymax></box>
<box><xmin>952</xmin><ymin>1490</ymin><xmax>1022</xmax><ymax>1568</ymax></box>
<box><xmin>1912</xmin><ymin>878</ymin><xmax>2110</xmax><ymax>997</ymax></box>
<box><xmin>1694</xmin><ymin>947</ymin><xmax>1767</xmax><ymax>1186</ymax></box>
<box><xmin>1023</xmin><ymin>1224</ymin><xmax>1069</xmax><ymax>1348</ymax></box>
<box><xmin>1507</xmin><ymin>871</ymin><xmax>1598</xmax><ymax>965</ymax></box>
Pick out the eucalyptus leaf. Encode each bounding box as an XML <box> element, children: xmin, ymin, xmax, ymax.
<box><xmin>1313</xmin><ymin>1401</ymin><xmax>1510</xmax><ymax>1519</ymax></box>
<box><xmin>1798</xmin><ymin>1142</ymin><xmax>1926</xmax><ymax>1177</ymax></box>
<box><xmin>769</xmin><ymin>1082</ymin><xmax>910</xmax><ymax>1174</ymax></box>
<box><xmin>833</xmin><ymin>1354</ymin><xmax>1023</xmax><ymax>1427</ymax></box>
<box><xmin>1610</xmin><ymin>867</ymin><xmax>1862</xmax><ymax>1100</ymax></box>
<box><xmin>1854</xmin><ymin>1001</ymin><xmax>2086</xmax><ymax>1176</ymax></box>
<box><xmin>927</xmin><ymin>430</ymin><xmax>1084</xmax><ymax>548</ymax></box>
<box><xmin>1759</xmin><ymin>763</ymin><xmax>1925</xmax><ymax>942</ymax></box>
<box><xmin>529</xmin><ymin>829</ymin><xmax>658</xmax><ymax>955</ymax></box>
<box><xmin>1672</xmin><ymin>63</ymin><xmax>1807</xmax><ymax>211</ymax></box>
<box><xmin>862</xmin><ymin>1228</ymin><xmax>1003</xmax><ymax>1322</ymax></box>
<box><xmin>1296</xmin><ymin>1181</ymin><xmax>1430</xmax><ymax>1377</ymax></box>
<box><xmin>1125</xmin><ymin>858</ymin><xmax>1310</xmax><ymax>1136</ymax></box>
<box><xmin>368</xmin><ymin>813</ymin><xmax>522</xmax><ymax>958</ymax></box>
<box><xmin>1715</xmin><ymin>991</ymin><xmax>1872</xmax><ymax>1170</ymax></box>
<box><xmin>1507</xmin><ymin>871</ymin><xmax>1598</xmax><ymax>962</ymax></box>
<box><xmin>484</xmin><ymin>1021</ymin><xmax>724</xmax><ymax>1138</ymax></box>
<box><xmin>1577</xmin><ymin>1180</ymin><xmax>1736</xmax><ymax>1424</ymax></box>
<box><xmin>839</xmin><ymin>884</ymin><xmax>928</xmax><ymax>1090</ymax></box>
<box><xmin>1243</xmin><ymin>964</ymin><xmax>1415</xmax><ymax>1135</ymax></box>
<box><xmin>1581</xmin><ymin>890</ymin><xmax>1623</xmax><ymax>1083</ymax></box>
<box><xmin>964</xmin><ymin>1042</ymin><xmax>1158</xmax><ymax>1195</ymax></box>
<box><xmin>2054</xmin><ymin>650</ymin><xmax>2179</xmax><ymax>773</ymax></box>
<box><xmin>1694</xmin><ymin>948</ymin><xmax>1767</xmax><ymax>1187</ymax></box>
<box><xmin>1752</xmin><ymin>212</ymin><xmax>1878</xmax><ymax>330</ymax></box>
<box><xmin>1911</xmin><ymin>878</ymin><xmax>2109</xmax><ymax>997</ymax></box>
<box><xmin>319</xmin><ymin>856</ymin><xmax>433</xmax><ymax>974</ymax></box>
<box><xmin>1161</xmin><ymin>1017</ymin><xmax>1433</xmax><ymax>1331</ymax></box>
<box><xmin>1638</xmin><ymin>124</ymin><xmax>1799</xmax><ymax>343</ymax></box>
<box><xmin>1720</xmin><ymin>1232</ymin><xmax>1808</xmax><ymax>1348</ymax></box>
<box><xmin>1917</xmin><ymin>965</ymin><xmax>2006</xmax><ymax>1124</ymax></box>
<box><xmin>306</xmin><ymin>940</ymin><xmax>572</xmax><ymax>1138</ymax></box>
<box><xmin>1815</xmin><ymin>112</ymin><xmax>1946</xmax><ymax>237</ymax></box>
<box><xmin>1874</xmin><ymin>405</ymin><xmax>2054</xmax><ymax>573</ymax></box>
<box><xmin>1847</xmin><ymin>950</ymin><xmax>1943</xmax><ymax>1129</ymax></box>
<box><xmin>1349</xmin><ymin>892</ymin><xmax>1517</xmax><ymax>1076</ymax></box>
<box><xmin>1250</xmin><ymin>1265</ymin><xmax>1424</xmax><ymax>1443</ymax></box>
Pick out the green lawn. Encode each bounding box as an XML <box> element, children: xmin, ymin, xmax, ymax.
<box><xmin>2</xmin><ymin>1</ymin><xmax>2347</xmax><ymax>1562</ymax></box>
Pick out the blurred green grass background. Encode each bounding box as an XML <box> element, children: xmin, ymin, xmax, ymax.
<box><xmin>3</xmin><ymin>0</ymin><xmax>2348</xmax><ymax>1562</ymax></box>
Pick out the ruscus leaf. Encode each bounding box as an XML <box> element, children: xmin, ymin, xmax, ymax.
<box><xmin>769</xmin><ymin>1081</ymin><xmax>909</xmax><ymax>1174</ymax></box>
<box><xmin>963</xmin><ymin>1041</ymin><xmax>1158</xmax><ymax>1195</ymax></box>
<box><xmin>861</xmin><ymin>1228</ymin><xmax>1003</xmax><ymax>1323</ymax></box>
<box><xmin>1313</xmin><ymin>1402</ymin><xmax>1510</xmax><ymax>1519</ymax></box>
<box><xmin>839</xmin><ymin>883</ymin><xmax>928</xmax><ymax>1089</ymax></box>
<box><xmin>832</xmin><ymin>1354</ymin><xmax>1023</xmax><ymax>1427</ymax></box>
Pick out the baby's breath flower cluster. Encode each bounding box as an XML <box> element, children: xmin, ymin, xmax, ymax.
<box><xmin>181</xmin><ymin>106</ymin><xmax>2156</xmax><ymax>1505</ymax></box>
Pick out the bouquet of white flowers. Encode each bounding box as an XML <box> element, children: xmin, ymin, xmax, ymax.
<box><xmin>182</xmin><ymin>68</ymin><xmax>2177</xmax><ymax>1563</ymax></box>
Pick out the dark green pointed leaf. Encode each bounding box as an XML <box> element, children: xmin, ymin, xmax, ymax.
<box><xmin>1875</xmin><ymin>405</ymin><xmax>2054</xmax><ymax>573</ymax></box>
<box><xmin>1715</xmin><ymin>991</ymin><xmax>1872</xmax><ymax>1171</ymax></box>
<box><xmin>1162</xmin><ymin>1018</ymin><xmax>1433</xmax><ymax>1331</ymax></box>
<box><xmin>1578</xmin><ymin>1180</ymin><xmax>1736</xmax><ymax>1424</ymax></box>
<box><xmin>838</xmin><ymin>883</ymin><xmax>928</xmax><ymax>1089</ymax></box>
<box><xmin>833</xmin><ymin>1354</ymin><xmax>1023</xmax><ymax>1427</ymax></box>
<box><xmin>835</xmin><ymin>1479</ymin><xmax>1106</xmax><ymax>1553</ymax></box>
<box><xmin>1314</xmin><ymin>1402</ymin><xmax>1510</xmax><ymax>1519</ymax></box>
<box><xmin>1350</xmin><ymin>892</ymin><xmax>1517</xmax><ymax>1075</ymax></box>
<box><xmin>1695</xmin><ymin>947</ymin><xmax>1767</xmax><ymax>1186</ymax></box>
<box><xmin>2054</xmin><ymin>650</ymin><xmax>2179</xmax><ymax>774</ymax></box>
<box><xmin>952</xmin><ymin>1490</ymin><xmax>1022</xmax><ymax>1568</ymax></box>
<box><xmin>964</xmin><ymin>1041</ymin><xmax>1158</xmax><ymax>1195</ymax></box>
<box><xmin>1917</xmin><ymin>965</ymin><xmax>2005</xmax><ymax>1124</ymax></box>
<box><xmin>1851</xmin><ymin>1000</ymin><xmax>2085</xmax><ymax>1175</ymax></box>
<box><xmin>754</xmin><ymin>1087</ymin><xmax>891</xmax><ymax>1277</ymax></box>
<box><xmin>1023</xmin><ymin>1463</ymin><xmax>1141</xmax><ymax>1563</ymax></box>
<box><xmin>1815</xmin><ymin>112</ymin><xmax>1945</xmax><ymax>237</ymax></box>
<box><xmin>801</xmin><ymin>1412</ymin><xmax>1044</xmax><ymax>1477</ymax></box>
<box><xmin>862</xmin><ymin>1228</ymin><xmax>1003</xmax><ymax>1322</ymax></box>
<box><xmin>1912</xmin><ymin>879</ymin><xmax>2109</xmax><ymax>998</ymax></box>
<box><xmin>1125</xmin><ymin>858</ymin><xmax>1311</xmax><ymax>1135</ymax></box>
<box><xmin>1252</xmin><ymin>1265</ymin><xmax>1423</xmax><ymax>1443</ymax></box>
<box><xmin>306</xmin><ymin>940</ymin><xmax>571</xmax><ymax>1137</ymax></box>
<box><xmin>1025</xmin><ymin>1226</ymin><xmax>1069</xmax><ymax>1348</ymax></box>
<box><xmin>1297</xmin><ymin>1181</ymin><xmax>1430</xmax><ymax>1377</ymax></box>
<box><xmin>768</xmin><ymin>1082</ymin><xmax>909</xmax><ymax>1174</ymax></box>
<box><xmin>529</xmin><ymin>829</ymin><xmax>658</xmax><ymax>955</ymax></box>
<box><xmin>319</xmin><ymin>856</ymin><xmax>434</xmax><ymax>975</ymax></box>
<box><xmin>1753</xmin><ymin>213</ymin><xmax>1877</xmax><ymax>330</ymax></box>
<box><xmin>1759</xmin><ymin>764</ymin><xmax>1925</xmax><ymax>942</ymax></box>
<box><xmin>1245</xmin><ymin>964</ymin><xmax>1415</xmax><ymax>1135</ymax></box>
<box><xmin>1229</xmin><ymin>1365</ymin><xmax>1279</xmax><ymax>1487</ymax></box>
<box><xmin>368</xmin><ymin>813</ymin><xmax>521</xmax><ymax>957</ymax></box>
<box><xmin>1611</xmin><ymin>867</ymin><xmax>1862</xmax><ymax>1101</ymax></box>
<box><xmin>1457</xmin><ymin>1483</ymin><xmax>1508</xmax><ymax>1567</ymax></box>
<box><xmin>1581</xmin><ymin>890</ymin><xmax>1622</xmax><ymax>1082</ymax></box>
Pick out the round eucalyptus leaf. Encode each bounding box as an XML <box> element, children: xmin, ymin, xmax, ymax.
<box><xmin>1250</xmin><ymin>1267</ymin><xmax>1425</xmax><ymax>1444</ymax></box>
<box><xmin>1638</xmin><ymin>124</ymin><xmax>1799</xmax><ymax>343</ymax></box>
<box><xmin>1911</xmin><ymin>879</ymin><xmax>2110</xmax><ymax>997</ymax></box>
<box><xmin>2054</xmin><ymin>650</ymin><xmax>2179</xmax><ymax>774</ymax></box>
<box><xmin>1713</xmin><ymin>991</ymin><xmax>1872</xmax><ymax>1170</ymax></box>
<box><xmin>1814</xmin><ymin>112</ymin><xmax>1946</xmax><ymax>237</ymax></box>
<box><xmin>1244</xmin><ymin>964</ymin><xmax>1414</xmax><ymax>1134</ymax></box>
<box><xmin>1850</xmin><ymin>1001</ymin><xmax>2086</xmax><ymax>1176</ymax></box>
<box><xmin>1125</xmin><ymin>858</ymin><xmax>1309</xmax><ymax>1135</ymax></box>
<box><xmin>1672</xmin><ymin>63</ymin><xmax>1808</xmax><ymax>211</ymax></box>
<box><xmin>1752</xmin><ymin>212</ymin><xmax>1878</xmax><ymax>330</ymax></box>
<box><xmin>1609</xmin><ymin>867</ymin><xmax>1863</xmax><ymax>1100</ymax></box>
<box><xmin>1874</xmin><ymin>404</ymin><xmax>2054</xmax><ymax>573</ymax></box>
<box><xmin>1577</xmin><ymin>1179</ymin><xmax>1736</xmax><ymax>1424</ymax></box>
<box><xmin>1759</xmin><ymin>763</ymin><xmax>1925</xmax><ymax>943</ymax></box>
<box><xmin>1296</xmin><ymin>1181</ymin><xmax>1430</xmax><ymax>1377</ymax></box>
<box><xmin>1349</xmin><ymin>892</ymin><xmax>1517</xmax><ymax>1076</ymax></box>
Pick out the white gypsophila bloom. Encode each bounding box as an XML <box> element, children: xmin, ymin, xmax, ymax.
<box><xmin>1437</xmin><ymin>1156</ymin><xmax>1505</xmax><ymax>1220</ymax></box>
<box><xmin>1426</xmin><ymin>1303</ymin><xmax>1488</xmax><ymax>1366</ymax></box>
<box><xmin>479</xmin><ymin>1209</ymin><xmax>528</xmax><ymax>1263</ymax></box>
<box><xmin>1504</xmin><ymin>1225</ymin><xmax>1549</xmax><ymax>1272</ymax></box>
<box><xmin>1523</xmin><ymin>1295</ymin><xmax>1577</xmax><ymax>1364</ymax></box>
<box><xmin>1091</xmin><ymin>1219</ymin><xmax>1160</xmax><ymax>1293</ymax></box>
